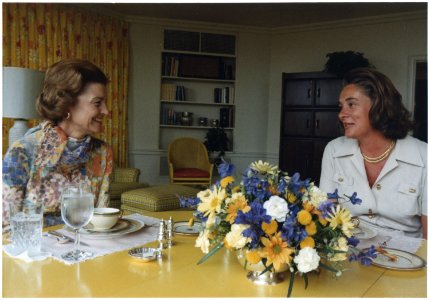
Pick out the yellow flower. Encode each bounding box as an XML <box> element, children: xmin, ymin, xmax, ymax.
<box><xmin>326</xmin><ymin>205</ymin><xmax>355</xmax><ymax>237</ymax></box>
<box><xmin>250</xmin><ymin>160</ymin><xmax>278</xmax><ymax>175</ymax></box>
<box><xmin>318</xmin><ymin>215</ymin><xmax>328</xmax><ymax>226</ymax></box>
<box><xmin>286</xmin><ymin>192</ymin><xmax>297</xmax><ymax>203</ymax></box>
<box><xmin>305</xmin><ymin>221</ymin><xmax>317</xmax><ymax>236</ymax></box>
<box><xmin>300</xmin><ymin>236</ymin><xmax>315</xmax><ymax>249</ymax></box>
<box><xmin>262</xmin><ymin>219</ymin><xmax>278</xmax><ymax>235</ymax></box>
<box><xmin>220</xmin><ymin>176</ymin><xmax>234</xmax><ymax>188</ymax></box>
<box><xmin>225</xmin><ymin>193</ymin><xmax>250</xmax><ymax>224</ymax></box>
<box><xmin>260</xmin><ymin>232</ymin><xmax>294</xmax><ymax>271</ymax></box>
<box><xmin>246</xmin><ymin>249</ymin><xmax>262</xmax><ymax>264</ymax></box>
<box><xmin>297</xmin><ymin>210</ymin><xmax>312</xmax><ymax>225</ymax></box>
<box><xmin>197</xmin><ymin>186</ymin><xmax>226</xmax><ymax>225</ymax></box>
<box><xmin>303</xmin><ymin>201</ymin><xmax>315</xmax><ymax>212</ymax></box>
<box><xmin>329</xmin><ymin>237</ymin><xmax>349</xmax><ymax>261</ymax></box>
<box><xmin>232</xmin><ymin>186</ymin><xmax>241</xmax><ymax>193</ymax></box>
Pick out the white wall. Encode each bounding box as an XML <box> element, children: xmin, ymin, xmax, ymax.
<box><xmin>266</xmin><ymin>12</ymin><xmax>427</xmax><ymax>154</ymax></box>
<box><xmin>127</xmin><ymin>12</ymin><xmax>427</xmax><ymax>184</ymax></box>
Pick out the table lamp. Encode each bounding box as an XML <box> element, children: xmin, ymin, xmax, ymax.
<box><xmin>3</xmin><ymin>67</ymin><xmax>45</xmax><ymax>146</ymax></box>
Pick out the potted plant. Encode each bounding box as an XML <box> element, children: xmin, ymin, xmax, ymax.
<box><xmin>204</xmin><ymin>126</ymin><xmax>230</xmax><ymax>167</ymax></box>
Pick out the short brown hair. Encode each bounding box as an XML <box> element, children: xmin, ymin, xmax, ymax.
<box><xmin>36</xmin><ymin>59</ymin><xmax>108</xmax><ymax>123</ymax></box>
<box><xmin>343</xmin><ymin>68</ymin><xmax>413</xmax><ymax>139</ymax></box>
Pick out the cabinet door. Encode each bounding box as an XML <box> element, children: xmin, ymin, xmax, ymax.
<box><xmin>279</xmin><ymin>139</ymin><xmax>313</xmax><ymax>180</ymax></box>
<box><xmin>311</xmin><ymin>140</ymin><xmax>331</xmax><ymax>185</ymax></box>
<box><xmin>315</xmin><ymin>78</ymin><xmax>343</xmax><ymax>106</ymax></box>
<box><xmin>282</xmin><ymin>111</ymin><xmax>313</xmax><ymax>136</ymax></box>
<box><xmin>283</xmin><ymin>79</ymin><xmax>313</xmax><ymax>106</ymax></box>
<box><xmin>314</xmin><ymin>111</ymin><xmax>342</xmax><ymax>138</ymax></box>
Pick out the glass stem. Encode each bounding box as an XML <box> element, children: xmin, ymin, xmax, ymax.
<box><xmin>74</xmin><ymin>229</ymin><xmax>80</xmax><ymax>252</ymax></box>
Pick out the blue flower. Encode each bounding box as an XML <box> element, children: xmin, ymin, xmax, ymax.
<box><xmin>327</xmin><ymin>189</ymin><xmax>339</xmax><ymax>200</ymax></box>
<box><xmin>178</xmin><ymin>195</ymin><xmax>200</xmax><ymax>208</ymax></box>
<box><xmin>235</xmin><ymin>202</ymin><xmax>271</xmax><ymax>248</ymax></box>
<box><xmin>348</xmin><ymin>246</ymin><xmax>377</xmax><ymax>266</ymax></box>
<box><xmin>347</xmin><ymin>192</ymin><xmax>362</xmax><ymax>205</ymax></box>
<box><xmin>277</xmin><ymin>177</ymin><xmax>288</xmax><ymax>195</ymax></box>
<box><xmin>347</xmin><ymin>236</ymin><xmax>360</xmax><ymax>247</ymax></box>
<box><xmin>288</xmin><ymin>172</ymin><xmax>310</xmax><ymax>196</ymax></box>
<box><xmin>317</xmin><ymin>200</ymin><xmax>336</xmax><ymax>218</ymax></box>
<box><xmin>218</xmin><ymin>158</ymin><xmax>235</xmax><ymax>178</ymax></box>
<box><xmin>281</xmin><ymin>215</ymin><xmax>308</xmax><ymax>244</ymax></box>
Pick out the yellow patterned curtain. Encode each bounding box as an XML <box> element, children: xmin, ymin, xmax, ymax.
<box><xmin>3</xmin><ymin>3</ymin><xmax>129</xmax><ymax>166</ymax></box>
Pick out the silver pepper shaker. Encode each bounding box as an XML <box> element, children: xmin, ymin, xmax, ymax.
<box><xmin>166</xmin><ymin>216</ymin><xmax>174</xmax><ymax>248</ymax></box>
<box><xmin>158</xmin><ymin>219</ymin><xmax>167</xmax><ymax>250</ymax></box>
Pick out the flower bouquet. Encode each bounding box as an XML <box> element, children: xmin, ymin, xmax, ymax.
<box><xmin>180</xmin><ymin>160</ymin><xmax>376</xmax><ymax>297</ymax></box>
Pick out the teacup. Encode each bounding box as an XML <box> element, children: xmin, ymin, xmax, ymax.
<box><xmin>90</xmin><ymin>208</ymin><xmax>122</xmax><ymax>230</ymax></box>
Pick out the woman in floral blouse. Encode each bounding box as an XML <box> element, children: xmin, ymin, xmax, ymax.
<box><xmin>3</xmin><ymin>59</ymin><xmax>113</xmax><ymax>228</ymax></box>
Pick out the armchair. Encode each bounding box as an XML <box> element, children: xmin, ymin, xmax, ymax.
<box><xmin>168</xmin><ymin>137</ymin><xmax>213</xmax><ymax>186</ymax></box>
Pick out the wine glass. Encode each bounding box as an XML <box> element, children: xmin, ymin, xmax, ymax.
<box><xmin>60</xmin><ymin>183</ymin><xmax>94</xmax><ymax>262</ymax></box>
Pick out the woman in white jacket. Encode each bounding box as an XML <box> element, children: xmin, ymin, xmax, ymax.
<box><xmin>320</xmin><ymin>68</ymin><xmax>427</xmax><ymax>238</ymax></box>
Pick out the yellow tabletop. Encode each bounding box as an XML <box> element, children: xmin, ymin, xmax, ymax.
<box><xmin>3</xmin><ymin>210</ymin><xmax>427</xmax><ymax>297</ymax></box>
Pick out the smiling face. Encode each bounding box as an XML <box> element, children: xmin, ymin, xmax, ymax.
<box><xmin>66</xmin><ymin>83</ymin><xmax>108</xmax><ymax>138</ymax></box>
<box><xmin>338</xmin><ymin>84</ymin><xmax>376</xmax><ymax>140</ymax></box>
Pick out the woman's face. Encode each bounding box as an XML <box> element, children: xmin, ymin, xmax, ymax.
<box><xmin>68</xmin><ymin>83</ymin><xmax>108</xmax><ymax>138</ymax></box>
<box><xmin>338</xmin><ymin>84</ymin><xmax>375</xmax><ymax>140</ymax></box>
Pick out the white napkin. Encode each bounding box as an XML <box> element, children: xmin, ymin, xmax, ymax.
<box><xmin>356</xmin><ymin>223</ymin><xmax>424</xmax><ymax>254</ymax></box>
<box><xmin>46</xmin><ymin>213</ymin><xmax>160</xmax><ymax>265</ymax></box>
<box><xmin>3</xmin><ymin>244</ymin><xmax>51</xmax><ymax>262</ymax></box>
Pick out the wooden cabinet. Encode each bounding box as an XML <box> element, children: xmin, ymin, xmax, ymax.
<box><xmin>159</xmin><ymin>29</ymin><xmax>236</xmax><ymax>150</ymax></box>
<box><xmin>279</xmin><ymin>72</ymin><xmax>343</xmax><ymax>183</ymax></box>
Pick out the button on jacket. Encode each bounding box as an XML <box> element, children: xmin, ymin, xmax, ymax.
<box><xmin>320</xmin><ymin>135</ymin><xmax>427</xmax><ymax>237</ymax></box>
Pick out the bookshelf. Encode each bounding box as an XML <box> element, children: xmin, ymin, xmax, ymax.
<box><xmin>159</xmin><ymin>29</ymin><xmax>236</xmax><ymax>150</ymax></box>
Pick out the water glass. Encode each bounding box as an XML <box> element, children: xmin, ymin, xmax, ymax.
<box><xmin>9</xmin><ymin>200</ymin><xmax>44</xmax><ymax>256</ymax></box>
<box><xmin>60</xmin><ymin>183</ymin><xmax>94</xmax><ymax>262</ymax></box>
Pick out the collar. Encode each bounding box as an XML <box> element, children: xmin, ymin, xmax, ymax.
<box><xmin>332</xmin><ymin>136</ymin><xmax>424</xmax><ymax>167</ymax></box>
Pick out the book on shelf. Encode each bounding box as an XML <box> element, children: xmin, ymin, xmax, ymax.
<box><xmin>161</xmin><ymin>108</ymin><xmax>183</xmax><ymax>125</ymax></box>
<box><xmin>162</xmin><ymin>54</ymin><xmax>180</xmax><ymax>77</ymax></box>
<box><xmin>219</xmin><ymin>107</ymin><xmax>234</xmax><ymax>128</ymax></box>
<box><xmin>214</xmin><ymin>87</ymin><xmax>234</xmax><ymax>104</ymax></box>
<box><xmin>161</xmin><ymin>84</ymin><xmax>186</xmax><ymax>101</ymax></box>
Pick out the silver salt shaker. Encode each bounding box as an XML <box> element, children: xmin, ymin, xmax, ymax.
<box><xmin>166</xmin><ymin>216</ymin><xmax>174</xmax><ymax>248</ymax></box>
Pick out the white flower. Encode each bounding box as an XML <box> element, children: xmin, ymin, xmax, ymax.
<box><xmin>263</xmin><ymin>195</ymin><xmax>289</xmax><ymax>222</ymax></box>
<box><xmin>307</xmin><ymin>184</ymin><xmax>328</xmax><ymax>207</ymax></box>
<box><xmin>195</xmin><ymin>230</ymin><xmax>210</xmax><ymax>253</ymax></box>
<box><xmin>250</xmin><ymin>160</ymin><xmax>278</xmax><ymax>175</ymax></box>
<box><xmin>293</xmin><ymin>247</ymin><xmax>320</xmax><ymax>273</ymax></box>
<box><xmin>225</xmin><ymin>224</ymin><xmax>251</xmax><ymax>249</ymax></box>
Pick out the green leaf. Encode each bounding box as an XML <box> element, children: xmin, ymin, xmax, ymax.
<box><xmin>318</xmin><ymin>261</ymin><xmax>339</xmax><ymax>273</ymax></box>
<box><xmin>303</xmin><ymin>273</ymin><xmax>308</xmax><ymax>289</ymax></box>
<box><xmin>287</xmin><ymin>271</ymin><xmax>295</xmax><ymax>297</ymax></box>
<box><xmin>196</xmin><ymin>242</ymin><xmax>224</xmax><ymax>265</ymax></box>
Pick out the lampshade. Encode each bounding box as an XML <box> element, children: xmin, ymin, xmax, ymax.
<box><xmin>3</xmin><ymin>66</ymin><xmax>44</xmax><ymax>119</ymax></box>
<box><xmin>3</xmin><ymin>67</ymin><xmax>45</xmax><ymax>146</ymax></box>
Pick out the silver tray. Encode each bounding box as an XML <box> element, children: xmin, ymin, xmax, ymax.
<box><xmin>128</xmin><ymin>247</ymin><xmax>160</xmax><ymax>262</ymax></box>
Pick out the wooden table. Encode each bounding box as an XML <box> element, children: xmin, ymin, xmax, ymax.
<box><xmin>3</xmin><ymin>210</ymin><xmax>427</xmax><ymax>297</ymax></box>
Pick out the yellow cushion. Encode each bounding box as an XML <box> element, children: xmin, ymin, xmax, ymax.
<box><xmin>110</xmin><ymin>182</ymin><xmax>150</xmax><ymax>200</ymax></box>
<box><xmin>121</xmin><ymin>184</ymin><xmax>200</xmax><ymax>212</ymax></box>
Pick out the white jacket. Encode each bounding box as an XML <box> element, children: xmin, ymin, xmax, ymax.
<box><xmin>320</xmin><ymin>135</ymin><xmax>427</xmax><ymax>237</ymax></box>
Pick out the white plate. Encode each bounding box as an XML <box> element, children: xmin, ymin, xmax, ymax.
<box><xmin>66</xmin><ymin>217</ymin><xmax>145</xmax><ymax>239</ymax></box>
<box><xmin>174</xmin><ymin>221</ymin><xmax>202</xmax><ymax>235</ymax></box>
<box><xmin>352</xmin><ymin>225</ymin><xmax>377</xmax><ymax>240</ymax></box>
<box><xmin>371</xmin><ymin>247</ymin><xmax>426</xmax><ymax>270</ymax></box>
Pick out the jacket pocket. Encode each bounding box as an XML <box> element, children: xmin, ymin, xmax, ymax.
<box><xmin>397</xmin><ymin>183</ymin><xmax>419</xmax><ymax>215</ymax></box>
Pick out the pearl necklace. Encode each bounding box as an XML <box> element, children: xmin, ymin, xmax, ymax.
<box><xmin>361</xmin><ymin>140</ymin><xmax>396</xmax><ymax>164</ymax></box>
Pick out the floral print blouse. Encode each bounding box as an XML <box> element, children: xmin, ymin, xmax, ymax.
<box><xmin>3</xmin><ymin>121</ymin><xmax>113</xmax><ymax>227</ymax></box>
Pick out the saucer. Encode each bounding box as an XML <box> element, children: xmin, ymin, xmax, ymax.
<box><xmin>173</xmin><ymin>221</ymin><xmax>202</xmax><ymax>235</ymax></box>
<box><xmin>352</xmin><ymin>225</ymin><xmax>377</xmax><ymax>240</ymax></box>
<box><xmin>85</xmin><ymin>219</ymin><xmax>130</xmax><ymax>233</ymax></box>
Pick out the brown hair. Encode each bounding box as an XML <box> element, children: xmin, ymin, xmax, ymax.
<box><xmin>36</xmin><ymin>59</ymin><xmax>108</xmax><ymax>123</ymax></box>
<box><xmin>343</xmin><ymin>68</ymin><xmax>413</xmax><ymax>139</ymax></box>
